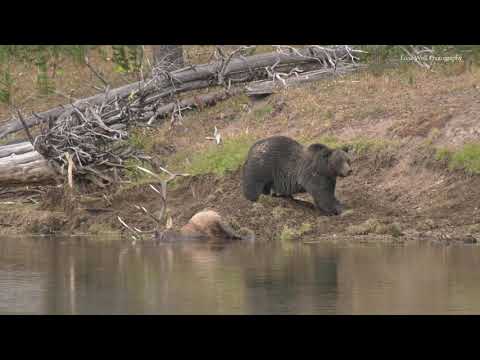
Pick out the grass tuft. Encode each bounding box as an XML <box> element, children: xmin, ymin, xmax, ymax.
<box><xmin>253</xmin><ymin>105</ymin><xmax>273</xmax><ymax>120</ymax></box>
<box><xmin>279</xmin><ymin>222</ymin><xmax>312</xmax><ymax>242</ymax></box>
<box><xmin>182</xmin><ymin>135</ymin><xmax>254</xmax><ymax>176</ymax></box>
<box><xmin>450</xmin><ymin>143</ymin><xmax>480</xmax><ymax>174</ymax></box>
<box><xmin>436</xmin><ymin>143</ymin><xmax>480</xmax><ymax>175</ymax></box>
<box><xmin>347</xmin><ymin>218</ymin><xmax>403</xmax><ymax>237</ymax></box>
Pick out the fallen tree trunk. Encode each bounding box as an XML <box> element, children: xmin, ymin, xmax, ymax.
<box><xmin>142</xmin><ymin>87</ymin><xmax>244</xmax><ymax>124</ymax></box>
<box><xmin>0</xmin><ymin>150</ymin><xmax>56</xmax><ymax>185</ymax></box>
<box><xmin>245</xmin><ymin>64</ymin><xmax>366</xmax><ymax>96</ymax></box>
<box><xmin>0</xmin><ymin>46</ymin><xmax>359</xmax><ymax>139</ymax></box>
<box><xmin>0</xmin><ymin>141</ymin><xmax>34</xmax><ymax>158</ymax></box>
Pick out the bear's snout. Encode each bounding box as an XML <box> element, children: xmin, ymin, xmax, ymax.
<box><xmin>339</xmin><ymin>164</ymin><xmax>352</xmax><ymax>177</ymax></box>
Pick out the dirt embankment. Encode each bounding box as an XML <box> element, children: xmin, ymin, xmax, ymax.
<box><xmin>1</xmin><ymin>63</ymin><xmax>480</xmax><ymax>245</ymax></box>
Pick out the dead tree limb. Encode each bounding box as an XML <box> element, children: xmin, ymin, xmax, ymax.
<box><xmin>16</xmin><ymin>110</ymin><xmax>35</xmax><ymax>146</ymax></box>
<box><xmin>144</xmin><ymin>87</ymin><xmax>244</xmax><ymax>124</ymax></box>
<box><xmin>0</xmin><ymin>141</ymin><xmax>34</xmax><ymax>158</ymax></box>
<box><xmin>245</xmin><ymin>63</ymin><xmax>366</xmax><ymax>96</ymax></box>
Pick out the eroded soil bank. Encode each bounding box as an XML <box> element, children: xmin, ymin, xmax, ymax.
<box><xmin>1</xmin><ymin>64</ymin><xmax>480</xmax><ymax>245</ymax></box>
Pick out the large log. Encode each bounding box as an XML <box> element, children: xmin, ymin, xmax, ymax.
<box><xmin>0</xmin><ymin>150</ymin><xmax>56</xmax><ymax>185</ymax></box>
<box><xmin>245</xmin><ymin>64</ymin><xmax>366</xmax><ymax>96</ymax></box>
<box><xmin>0</xmin><ymin>46</ymin><xmax>355</xmax><ymax>139</ymax></box>
<box><xmin>142</xmin><ymin>87</ymin><xmax>244</xmax><ymax>124</ymax></box>
<box><xmin>0</xmin><ymin>141</ymin><xmax>34</xmax><ymax>158</ymax></box>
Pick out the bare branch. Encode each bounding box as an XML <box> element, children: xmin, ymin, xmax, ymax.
<box><xmin>117</xmin><ymin>216</ymin><xmax>140</xmax><ymax>242</ymax></box>
<box><xmin>84</xmin><ymin>55</ymin><xmax>110</xmax><ymax>88</ymax></box>
<box><xmin>15</xmin><ymin>109</ymin><xmax>35</xmax><ymax>147</ymax></box>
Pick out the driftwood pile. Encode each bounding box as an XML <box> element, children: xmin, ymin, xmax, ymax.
<box><xmin>0</xmin><ymin>45</ymin><xmax>366</xmax><ymax>187</ymax></box>
<box><xmin>33</xmin><ymin>102</ymin><xmax>149</xmax><ymax>188</ymax></box>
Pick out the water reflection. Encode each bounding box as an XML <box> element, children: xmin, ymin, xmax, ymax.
<box><xmin>0</xmin><ymin>236</ymin><xmax>480</xmax><ymax>314</ymax></box>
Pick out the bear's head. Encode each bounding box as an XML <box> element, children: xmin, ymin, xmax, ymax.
<box><xmin>305</xmin><ymin>143</ymin><xmax>353</xmax><ymax>178</ymax></box>
<box><xmin>328</xmin><ymin>146</ymin><xmax>352</xmax><ymax>177</ymax></box>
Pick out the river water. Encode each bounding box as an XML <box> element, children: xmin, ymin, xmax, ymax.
<box><xmin>1</xmin><ymin>236</ymin><xmax>480</xmax><ymax>315</ymax></box>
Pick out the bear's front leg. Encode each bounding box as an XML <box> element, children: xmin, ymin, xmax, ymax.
<box><xmin>304</xmin><ymin>182</ymin><xmax>339</xmax><ymax>216</ymax></box>
<box><xmin>313</xmin><ymin>195</ymin><xmax>340</xmax><ymax>216</ymax></box>
<box><xmin>334</xmin><ymin>198</ymin><xmax>345</xmax><ymax>215</ymax></box>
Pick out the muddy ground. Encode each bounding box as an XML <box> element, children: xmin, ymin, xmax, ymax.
<box><xmin>1</xmin><ymin>63</ymin><xmax>480</xmax><ymax>245</ymax></box>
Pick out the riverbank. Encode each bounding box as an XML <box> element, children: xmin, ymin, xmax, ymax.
<box><xmin>1</xmin><ymin>57</ymin><xmax>479</xmax><ymax>245</ymax></box>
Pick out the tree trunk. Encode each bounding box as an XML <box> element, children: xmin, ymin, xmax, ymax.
<box><xmin>245</xmin><ymin>64</ymin><xmax>365</xmax><ymax>96</ymax></box>
<box><xmin>0</xmin><ymin>141</ymin><xmax>35</xmax><ymax>158</ymax></box>
<box><xmin>0</xmin><ymin>145</ymin><xmax>56</xmax><ymax>185</ymax></box>
<box><xmin>151</xmin><ymin>45</ymin><xmax>184</xmax><ymax>71</ymax></box>
<box><xmin>142</xmin><ymin>87</ymin><xmax>244</xmax><ymax>124</ymax></box>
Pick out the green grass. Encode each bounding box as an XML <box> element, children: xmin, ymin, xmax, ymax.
<box><xmin>279</xmin><ymin>222</ymin><xmax>312</xmax><ymax>242</ymax></box>
<box><xmin>279</xmin><ymin>226</ymin><xmax>297</xmax><ymax>242</ymax></box>
<box><xmin>127</xmin><ymin>130</ymin><xmax>157</xmax><ymax>153</ymax></box>
<box><xmin>451</xmin><ymin>144</ymin><xmax>480</xmax><ymax>174</ymax></box>
<box><xmin>435</xmin><ymin>147</ymin><xmax>452</xmax><ymax>162</ymax></box>
<box><xmin>253</xmin><ymin>105</ymin><xmax>273</xmax><ymax>120</ymax></box>
<box><xmin>436</xmin><ymin>143</ymin><xmax>480</xmax><ymax>174</ymax></box>
<box><xmin>188</xmin><ymin>135</ymin><xmax>253</xmax><ymax>175</ymax></box>
<box><xmin>123</xmin><ymin>158</ymin><xmax>157</xmax><ymax>182</ymax></box>
<box><xmin>346</xmin><ymin>218</ymin><xmax>403</xmax><ymax>237</ymax></box>
<box><xmin>169</xmin><ymin>135</ymin><xmax>254</xmax><ymax>176</ymax></box>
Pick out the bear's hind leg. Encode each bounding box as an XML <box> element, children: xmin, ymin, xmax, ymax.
<box><xmin>263</xmin><ymin>182</ymin><xmax>273</xmax><ymax>195</ymax></box>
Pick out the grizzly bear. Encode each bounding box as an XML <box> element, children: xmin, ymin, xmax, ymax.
<box><xmin>242</xmin><ymin>136</ymin><xmax>352</xmax><ymax>215</ymax></box>
<box><xmin>153</xmin><ymin>210</ymin><xmax>255</xmax><ymax>243</ymax></box>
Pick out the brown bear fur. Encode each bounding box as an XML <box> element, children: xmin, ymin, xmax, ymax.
<box><xmin>154</xmin><ymin>210</ymin><xmax>254</xmax><ymax>243</ymax></box>
<box><xmin>242</xmin><ymin>136</ymin><xmax>352</xmax><ymax>215</ymax></box>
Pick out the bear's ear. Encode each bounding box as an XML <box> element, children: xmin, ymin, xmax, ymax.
<box><xmin>308</xmin><ymin>143</ymin><xmax>327</xmax><ymax>152</ymax></box>
<box><xmin>308</xmin><ymin>143</ymin><xmax>332</xmax><ymax>157</ymax></box>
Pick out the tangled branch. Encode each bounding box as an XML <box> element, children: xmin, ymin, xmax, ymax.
<box><xmin>117</xmin><ymin>166</ymin><xmax>189</xmax><ymax>243</ymax></box>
